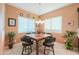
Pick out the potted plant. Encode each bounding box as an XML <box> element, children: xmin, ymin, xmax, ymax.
<box><xmin>8</xmin><ymin>32</ymin><xmax>16</xmax><ymax>49</ymax></box>
<box><xmin>64</xmin><ymin>31</ymin><xmax>76</xmax><ymax>50</ymax></box>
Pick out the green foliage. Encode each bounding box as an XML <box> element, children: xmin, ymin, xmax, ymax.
<box><xmin>8</xmin><ymin>32</ymin><xmax>15</xmax><ymax>38</ymax></box>
<box><xmin>8</xmin><ymin>32</ymin><xmax>16</xmax><ymax>42</ymax></box>
<box><xmin>64</xmin><ymin>31</ymin><xmax>76</xmax><ymax>50</ymax></box>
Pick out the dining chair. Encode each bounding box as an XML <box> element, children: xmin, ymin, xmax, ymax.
<box><xmin>43</xmin><ymin>36</ymin><xmax>56</xmax><ymax>55</ymax></box>
<box><xmin>21</xmin><ymin>35</ymin><xmax>33</xmax><ymax>55</ymax></box>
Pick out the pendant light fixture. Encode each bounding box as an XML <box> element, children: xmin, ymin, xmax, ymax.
<box><xmin>36</xmin><ymin>3</ymin><xmax>44</xmax><ymax>24</ymax></box>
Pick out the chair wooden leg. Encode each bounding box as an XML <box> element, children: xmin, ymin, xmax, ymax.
<box><xmin>44</xmin><ymin>46</ymin><xmax>46</xmax><ymax>54</ymax></box>
<box><xmin>28</xmin><ymin>46</ymin><xmax>30</xmax><ymax>54</ymax></box>
<box><xmin>30</xmin><ymin>45</ymin><xmax>32</xmax><ymax>53</ymax></box>
<box><xmin>25</xmin><ymin>46</ymin><xmax>27</xmax><ymax>52</ymax></box>
<box><xmin>52</xmin><ymin>46</ymin><xmax>55</xmax><ymax>55</ymax></box>
<box><xmin>22</xmin><ymin>45</ymin><xmax>32</xmax><ymax>55</ymax></box>
<box><xmin>22</xmin><ymin>46</ymin><xmax>24</xmax><ymax>55</ymax></box>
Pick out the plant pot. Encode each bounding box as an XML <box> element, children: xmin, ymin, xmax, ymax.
<box><xmin>8</xmin><ymin>43</ymin><xmax>13</xmax><ymax>49</ymax></box>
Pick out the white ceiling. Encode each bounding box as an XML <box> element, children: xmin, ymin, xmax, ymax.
<box><xmin>8</xmin><ymin>3</ymin><xmax>72</xmax><ymax>15</ymax></box>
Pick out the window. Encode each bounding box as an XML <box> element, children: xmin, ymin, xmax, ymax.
<box><xmin>44</xmin><ymin>19</ymin><xmax>51</xmax><ymax>32</ymax></box>
<box><xmin>18</xmin><ymin>16</ymin><xmax>35</xmax><ymax>33</ymax></box>
<box><xmin>44</xmin><ymin>16</ymin><xmax>62</xmax><ymax>33</ymax></box>
<box><xmin>51</xmin><ymin>16</ymin><xmax>62</xmax><ymax>33</ymax></box>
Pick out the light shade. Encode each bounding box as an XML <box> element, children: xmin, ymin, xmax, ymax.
<box><xmin>36</xmin><ymin>20</ymin><xmax>44</xmax><ymax>24</ymax></box>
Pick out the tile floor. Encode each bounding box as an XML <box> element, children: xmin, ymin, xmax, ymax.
<box><xmin>2</xmin><ymin>42</ymin><xmax>79</xmax><ymax>55</ymax></box>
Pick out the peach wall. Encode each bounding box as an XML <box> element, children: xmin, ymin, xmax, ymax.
<box><xmin>5</xmin><ymin>4</ymin><xmax>38</xmax><ymax>46</ymax></box>
<box><xmin>39</xmin><ymin>3</ymin><xmax>79</xmax><ymax>44</ymax></box>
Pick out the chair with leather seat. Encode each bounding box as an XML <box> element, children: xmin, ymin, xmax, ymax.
<box><xmin>21</xmin><ymin>35</ymin><xmax>33</xmax><ymax>55</ymax></box>
<box><xmin>43</xmin><ymin>36</ymin><xmax>56</xmax><ymax>55</ymax></box>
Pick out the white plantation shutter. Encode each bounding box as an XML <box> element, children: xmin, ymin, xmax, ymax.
<box><xmin>44</xmin><ymin>16</ymin><xmax>62</xmax><ymax>33</ymax></box>
<box><xmin>18</xmin><ymin>16</ymin><xmax>35</xmax><ymax>33</ymax></box>
<box><xmin>44</xmin><ymin>19</ymin><xmax>51</xmax><ymax>32</ymax></box>
<box><xmin>52</xmin><ymin>16</ymin><xmax>62</xmax><ymax>33</ymax></box>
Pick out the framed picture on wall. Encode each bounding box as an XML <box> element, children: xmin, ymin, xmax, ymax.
<box><xmin>8</xmin><ymin>18</ymin><xmax>16</xmax><ymax>26</ymax></box>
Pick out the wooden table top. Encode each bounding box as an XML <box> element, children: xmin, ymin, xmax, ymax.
<box><xmin>27</xmin><ymin>34</ymin><xmax>51</xmax><ymax>41</ymax></box>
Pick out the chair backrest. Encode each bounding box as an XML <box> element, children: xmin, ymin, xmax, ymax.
<box><xmin>44</xmin><ymin>36</ymin><xmax>56</xmax><ymax>43</ymax></box>
<box><xmin>21</xmin><ymin>35</ymin><xmax>32</xmax><ymax>42</ymax></box>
